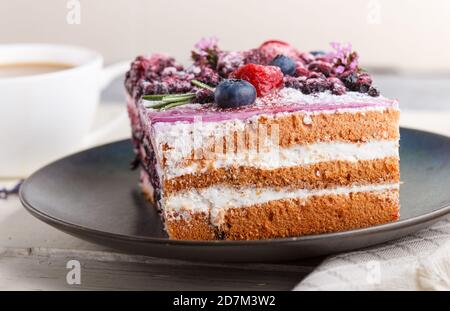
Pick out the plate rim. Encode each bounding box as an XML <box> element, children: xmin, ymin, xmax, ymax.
<box><xmin>19</xmin><ymin>127</ymin><xmax>450</xmax><ymax>247</ymax></box>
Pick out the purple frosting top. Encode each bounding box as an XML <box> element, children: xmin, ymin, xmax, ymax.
<box><xmin>138</xmin><ymin>88</ymin><xmax>398</xmax><ymax>124</ymax></box>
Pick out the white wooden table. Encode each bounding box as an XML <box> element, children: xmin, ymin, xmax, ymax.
<box><xmin>2</xmin><ymin>75</ymin><xmax>450</xmax><ymax>290</ymax></box>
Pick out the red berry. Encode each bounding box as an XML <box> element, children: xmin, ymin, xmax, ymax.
<box><xmin>232</xmin><ymin>64</ymin><xmax>284</xmax><ymax>97</ymax></box>
<box><xmin>258</xmin><ymin>40</ymin><xmax>299</xmax><ymax>64</ymax></box>
<box><xmin>296</xmin><ymin>62</ymin><xmax>310</xmax><ymax>77</ymax></box>
<box><xmin>308</xmin><ymin>61</ymin><xmax>333</xmax><ymax>76</ymax></box>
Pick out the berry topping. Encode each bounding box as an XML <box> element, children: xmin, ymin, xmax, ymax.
<box><xmin>214</xmin><ymin>79</ymin><xmax>257</xmax><ymax>109</ymax></box>
<box><xmin>269</xmin><ymin>55</ymin><xmax>297</xmax><ymax>76</ymax></box>
<box><xmin>258</xmin><ymin>40</ymin><xmax>299</xmax><ymax>64</ymax></box>
<box><xmin>232</xmin><ymin>64</ymin><xmax>284</xmax><ymax>96</ymax></box>
<box><xmin>126</xmin><ymin>39</ymin><xmax>382</xmax><ymax>106</ymax></box>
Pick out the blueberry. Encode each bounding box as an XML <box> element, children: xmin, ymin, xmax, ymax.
<box><xmin>214</xmin><ymin>79</ymin><xmax>257</xmax><ymax>109</ymax></box>
<box><xmin>269</xmin><ymin>55</ymin><xmax>296</xmax><ymax>76</ymax></box>
<box><xmin>310</xmin><ymin>51</ymin><xmax>326</xmax><ymax>56</ymax></box>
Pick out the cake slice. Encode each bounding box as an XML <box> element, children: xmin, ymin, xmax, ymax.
<box><xmin>125</xmin><ymin>39</ymin><xmax>400</xmax><ymax>240</ymax></box>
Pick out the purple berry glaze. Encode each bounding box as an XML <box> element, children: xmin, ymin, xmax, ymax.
<box><xmin>134</xmin><ymin>92</ymin><xmax>398</xmax><ymax>124</ymax></box>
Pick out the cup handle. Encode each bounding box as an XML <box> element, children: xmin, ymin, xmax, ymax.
<box><xmin>81</xmin><ymin>61</ymin><xmax>130</xmax><ymax>148</ymax></box>
<box><xmin>99</xmin><ymin>61</ymin><xmax>130</xmax><ymax>91</ymax></box>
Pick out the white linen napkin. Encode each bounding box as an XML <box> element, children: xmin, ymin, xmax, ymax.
<box><xmin>294</xmin><ymin>216</ymin><xmax>450</xmax><ymax>290</ymax></box>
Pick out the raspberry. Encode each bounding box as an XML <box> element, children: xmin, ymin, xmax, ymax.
<box><xmin>232</xmin><ymin>64</ymin><xmax>284</xmax><ymax>96</ymax></box>
<box><xmin>258</xmin><ymin>40</ymin><xmax>299</xmax><ymax>64</ymax></box>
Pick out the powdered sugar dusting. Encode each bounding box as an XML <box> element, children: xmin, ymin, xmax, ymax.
<box><xmin>274</xmin><ymin>88</ymin><xmax>391</xmax><ymax>105</ymax></box>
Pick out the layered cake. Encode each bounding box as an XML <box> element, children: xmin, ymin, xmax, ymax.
<box><xmin>125</xmin><ymin>38</ymin><xmax>400</xmax><ymax>240</ymax></box>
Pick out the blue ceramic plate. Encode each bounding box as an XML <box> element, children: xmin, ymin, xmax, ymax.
<box><xmin>20</xmin><ymin>128</ymin><xmax>450</xmax><ymax>262</ymax></box>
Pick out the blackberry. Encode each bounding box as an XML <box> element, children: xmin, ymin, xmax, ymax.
<box><xmin>306</xmin><ymin>78</ymin><xmax>329</xmax><ymax>93</ymax></box>
<box><xmin>368</xmin><ymin>87</ymin><xmax>380</xmax><ymax>97</ymax></box>
<box><xmin>284</xmin><ymin>76</ymin><xmax>304</xmax><ymax>90</ymax></box>
<box><xmin>195</xmin><ymin>88</ymin><xmax>215</xmax><ymax>104</ymax></box>
<box><xmin>125</xmin><ymin>56</ymin><xmax>151</xmax><ymax>95</ymax></box>
<box><xmin>308</xmin><ymin>71</ymin><xmax>326</xmax><ymax>80</ymax></box>
<box><xmin>327</xmin><ymin>77</ymin><xmax>346</xmax><ymax>95</ymax></box>
<box><xmin>340</xmin><ymin>71</ymin><xmax>358</xmax><ymax>91</ymax></box>
<box><xmin>243</xmin><ymin>48</ymin><xmax>265</xmax><ymax>65</ymax></box>
<box><xmin>217</xmin><ymin>51</ymin><xmax>245</xmax><ymax>78</ymax></box>
<box><xmin>191</xmin><ymin>66</ymin><xmax>221</xmax><ymax>87</ymax></box>
<box><xmin>356</xmin><ymin>72</ymin><xmax>373</xmax><ymax>93</ymax></box>
<box><xmin>308</xmin><ymin>61</ymin><xmax>332</xmax><ymax>77</ymax></box>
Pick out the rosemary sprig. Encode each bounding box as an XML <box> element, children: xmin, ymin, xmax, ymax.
<box><xmin>143</xmin><ymin>92</ymin><xmax>195</xmax><ymax>110</ymax></box>
<box><xmin>161</xmin><ymin>94</ymin><xmax>196</xmax><ymax>103</ymax></box>
<box><xmin>191</xmin><ymin>79</ymin><xmax>215</xmax><ymax>91</ymax></box>
<box><xmin>143</xmin><ymin>101</ymin><xmax>171</xmax><ymax>109</ymax></box>
<box><xmin>142</xmin><ymin>93</ymin><xmax>195</xmax><ymax>101</ymax></box>
<box><xmin>142</xmin><ymin>80</ymin><xmax>215</xmax><ymax>111</ymax></box>
<box><xmin>160</xmin><ymin>100</ymin><xmax>193</xmax><ymax>111</ymax></box>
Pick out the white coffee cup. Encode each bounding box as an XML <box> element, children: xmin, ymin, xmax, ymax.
<box><xmin>0</xmin><ymin>44</ymin><xmax>128</xmax><ymax>178</ymax></box>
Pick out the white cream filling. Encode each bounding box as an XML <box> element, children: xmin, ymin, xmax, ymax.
<box><xmin>164</xmin><ymin>183</ymin><xmax>399</xmax><ymax>216</ymax></box>
<box><xmin>151</xmin><ymin>105</ymin><xmax>398</xmax><ymax>179</ymax></box>
<box><xmin>163</xmin><ymin>140</ymin><xmax>399</xmax><ymax>179</ymax></box>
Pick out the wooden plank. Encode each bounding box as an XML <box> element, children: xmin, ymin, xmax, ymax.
<box><xmin>0</xmin><ymin>248</ymin><xmax>318</xmax><ymax>291</ymax></box>
<box><xmin>0</xmin><ymin>186</ymin><xmax>322</xmax><ymax>290</ymax></box>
